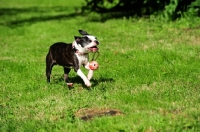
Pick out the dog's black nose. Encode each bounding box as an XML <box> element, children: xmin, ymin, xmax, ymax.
<box><xmin>95</xmin><ymin>40</ymin><xmax>100</xmax><ymax>45</ymax></box>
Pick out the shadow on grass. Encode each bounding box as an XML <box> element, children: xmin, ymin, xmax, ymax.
<box><xmin>51</xmin><ymin>74</ymin><xmax>114</xmax><ymax>89</ymax></box>
<box><xmin>0</xmin><ymin>5</ymin><xmax>149</xmax><ymax>26</ymax></box>
<box><xmin>0</xmin><ymin>6</ymin><xmax>84</xmax><ymax>27</ymax></box>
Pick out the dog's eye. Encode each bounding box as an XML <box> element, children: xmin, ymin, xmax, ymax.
<box><xmin>89</xmin><ymin>40</ymin><xmax>92</xmax><ymax>43</ymax></box>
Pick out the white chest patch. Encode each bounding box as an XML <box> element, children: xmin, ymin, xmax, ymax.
<box><xmin>75</xmin><ymin>53</ymin><xmax>89</xmax><ymax>66</ymax></box>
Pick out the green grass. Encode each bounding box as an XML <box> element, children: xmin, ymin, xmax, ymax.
<box><xmin>1</xmin><ymin>0</ymin><xmax>200</xmax><ymax>131</ymax></box>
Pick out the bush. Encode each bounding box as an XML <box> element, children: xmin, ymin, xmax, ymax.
<box><xmin>82</xmin><ymin>0</ymin><xmax>200</xmax><ymax>20</ymax></box>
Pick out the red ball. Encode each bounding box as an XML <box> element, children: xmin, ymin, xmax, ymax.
<box><xmin>89</xmin><ymin>61</ymin><xmax>99</xmax><ymax>70</ymax></box>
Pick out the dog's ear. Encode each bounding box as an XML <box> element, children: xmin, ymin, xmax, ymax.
<box><xmin>74</xmin><ymin>36</ymin><xmax>81</xmax><ymax>42</ymax></box>
<box><xmin>79</xmin><ymin>30</ymin><xmax>89</xmax><ymax>36</ymax></box>
<box><xmin>72</xmin><ymin>36</ymin><xmax>82</xmax><ymax>48</ymax></box>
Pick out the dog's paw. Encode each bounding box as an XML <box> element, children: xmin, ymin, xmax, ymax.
<box><xmin>85</xmin><ymin>82</ymin><xmax>92</xmax><ymax>87</ymax></box>
<box><xmin>67</xmin><ymin>83</ymin><xmax>73</xmax><ymax>87</ymax></box>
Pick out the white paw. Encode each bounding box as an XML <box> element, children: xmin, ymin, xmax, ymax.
<box><xmin>67</xmin><ymin>83</ymin><xmax>73</xmax><ymax>87</ymax></box>
<box><xmin>85</xmin><ymin>81</ymin><xmax>91</xmax><ymax>87</ymax></box>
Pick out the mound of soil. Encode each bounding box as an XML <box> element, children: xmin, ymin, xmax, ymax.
<box><xmin>75</xmin><ymin>108</ymin><xmax>123</xmax><ymax>121</ymax></box>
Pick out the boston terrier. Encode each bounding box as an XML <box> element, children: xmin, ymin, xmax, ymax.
<box><xmin>46</xmin><ymin>30</ymin><xmax>100</xmax><ymax>87</ymax></box>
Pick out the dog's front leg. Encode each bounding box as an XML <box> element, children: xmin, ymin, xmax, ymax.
<box><xmin>85</xmin><ymin>62</ymin><xmax>94</xmax><ymax>80</ymax></box>
<box><xmin>76</xmin><ymin>69</ymin><xmax>91</xmax><ymax>87</ymax></box>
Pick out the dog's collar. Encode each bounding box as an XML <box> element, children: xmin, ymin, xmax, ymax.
<box><xmin>72</xmin><ymin>41</ymin><xmax>88</xmax><ymax>55</ymax></box>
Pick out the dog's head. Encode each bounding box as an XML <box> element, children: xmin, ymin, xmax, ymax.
<box><xmin>73</xmin><ymin>30</ymin><xmax>100</xmax><ymax>53</ymax></box>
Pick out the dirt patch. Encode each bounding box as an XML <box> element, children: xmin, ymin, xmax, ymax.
<box><xmin>75</xmin><ymin>108</ymin><xmax>123</xmax><ymax>121</ymax></box>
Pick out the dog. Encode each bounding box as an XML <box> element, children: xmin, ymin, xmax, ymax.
<box><xmin>46</xmin><ymin>30</ymin><xmax>100</xmax><ymax>87</ymax></box>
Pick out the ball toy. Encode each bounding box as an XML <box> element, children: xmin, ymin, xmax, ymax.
<box><xmin>89</xmin><ymin>61</ymin><xmax>99</xmax><ymax>70</ymax></box>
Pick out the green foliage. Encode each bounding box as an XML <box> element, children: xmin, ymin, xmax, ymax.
<box><xmin>161</xmin><ymin>0</ymin><xmax>200</xmax><ymax>20</ymax></box>
<box><xmin>82</xmin><ymin>0</ymin><xmax>199</xmax><ymax>21</ymax></box>
<box><xmin>163</xmin><ymin>0</ymin><xmax>179</xmax><ymax>20</ymax></box>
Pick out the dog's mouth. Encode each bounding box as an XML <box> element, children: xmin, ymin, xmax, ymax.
<box><xmin>88</xmin><ymin>46</ymin><xmax>98</xmax><ymax>52</ymax></box>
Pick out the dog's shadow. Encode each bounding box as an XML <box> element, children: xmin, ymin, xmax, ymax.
<box><xmin>51</xmin><ymin>74</ymin><xmax>114</xmax><ymax>89</ymax></box>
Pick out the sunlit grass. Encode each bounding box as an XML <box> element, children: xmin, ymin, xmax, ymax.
<box><xmin>0</xmin><ymin>0</ymin><xmax>200</xmax><ymax>131</ymax></box>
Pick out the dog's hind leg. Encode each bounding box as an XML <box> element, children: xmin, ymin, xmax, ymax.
<box><xmin>64</xmin><ymin>68</ymin><xmax>73</xmax><ymax>86</ymax></box>
<box><xmin>46</xmin><ymin>53</ymin><xmax>54</xmax><ymax>83</ymax></box>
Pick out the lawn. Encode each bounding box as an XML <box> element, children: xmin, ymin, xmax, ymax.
<box><xmin>0</xmin><ymin>0</ymin><xmax>200</xmax><ymax>131</ymax></box>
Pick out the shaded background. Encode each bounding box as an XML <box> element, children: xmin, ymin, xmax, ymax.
<box><xmin>82</xmin><ymin>0</ymin><xmax>200</xmax><ymax>20</ymax></box>
<box><xmin>0</xmin><ymin>0</ymin><xmax>200</xmax><ymax>27</ymax></box>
